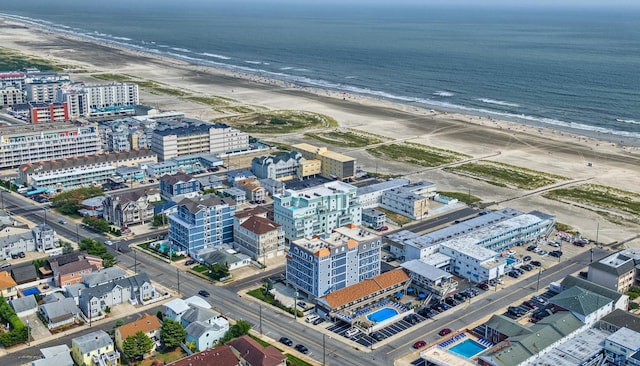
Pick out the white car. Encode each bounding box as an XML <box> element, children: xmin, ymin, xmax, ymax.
<box><xmin>305</xmin><ymin>314</ymin><xmax>320</xmax><ymax>323</ymax></box>
<box><xmin>507</xmin><ymin>250</ymin><xmax>516</xmax><ymax>255</ymax></box>
<box><xmin>345</xmin><ymin>328</ymin><xmax>360</xmax><ymax>337</ymax></box>
<box><xmin>104</xmin><ymin>240</ymin><xmax>113</xmax><ymax>246</ymax></box>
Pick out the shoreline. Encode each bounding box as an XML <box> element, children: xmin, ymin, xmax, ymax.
<box><xmin>1</xmin><ymin>14</ymin><xmax>639</xmax><ymax>148</ymax></box>
<box><xmin>1</xmin><ymin>16</ymin><xmax>640</xmax><ymax>244</ymax></box>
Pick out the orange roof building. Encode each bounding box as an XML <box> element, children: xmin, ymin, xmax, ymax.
<box><xmin>286</xmin><ymin>225</ymin><xmax>382</xmax><ymax>298</ymax></box>
<box><xmin>114</xmin><ymin>313</ymin><xmax>162</xmax><ymax>352</ymax></box>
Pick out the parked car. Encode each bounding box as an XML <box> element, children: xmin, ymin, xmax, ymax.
<box><xmin>522</xmin><ymin>255</ymin><xmax>532</xmax><ymax>262</ymax></box>
<box><xmin>549</xmin><ymin>250</ymin><xmax>563</xmax><ymax>257</ymax></box>
<box><xmin>521</xmin><ymin>264</ymin><xmax>533</xmax><ymax>271</ymax></box>
<box><xmin>297</xmin><ymin>301</ymin><xmax>307</xmax><ymax>309</ymax></box>
<box><xmin>18</xmin><ymin>252</ymin><xmax>25</xmax><ymax>258</ymax></box>
<box><xmin>523</xmin><ymin>301</ymin><xmax>538</xmax><ymax>309</ymax></box>
<box><xmin>477</xmin><ymin>283</ymin><xmax>489</xmax><ymax>290</ymax></box>
<box><xmin>371</xmin><ymin>332</ymin><xmax>385</xmax><ymax>341</ymax></box>
<box><xmin>312</xmin><ymin>317</ymin><xmax>325</xmax><ymax>325</ymax></box>
<box><xmin>58</xmin><ymin>219</ymin><xmax>67</xmax><ymax>224</ymax></box>
<box><xmin>549</xmin><ymin>241</ymin><xmax>561</xmax><ymax>247</ymax></box>
<box><xmin>305</xmin><ymin>314</ymin><xmax>320</xmax><ymax>323</ymax></box>
<box><xmin>438</xmin><ymin>328</ymin><xmax>452</xmax><ymax>336</ymax></box>
<box><xmin>508</xmin><ymin>271</ymin><xmax>520</xmax><ymax>279</ymax></box>
<box><xmin>413</xmin><ymin>340</ymin><xmax>427</xmax><ymax>349</ymax></box>
<box><xmin>345</xmin><ymin>328</ymin><xmax>360</xmax><ymax>338</ymax></box>
<box><xmin>417</xmin><ymin>308</ymin><xmax>431</xmax><ymax>318</ymax></box>
<box><xmin>537</xmin><ymin>250</ymin><xmax>548</xmax><ymax>256</ymax></box>
<box><xmin>294</xmin><ymin>344</ymin><xmax>309</xmax><ymax>354</ymax></box>
<box><xmin>527</xmin><ymin>245</ymin><xmax>538</xmax><ymax>252</ymax></box>
<box><xmin>377</xmin><ymin>226</ymin><xmax>389</xmax><ymax>231</ymax></box>
<box><xmin>530</xmin><ymin>260</ymin><xmax>542</xmax><ymax>267</ymax></box>
<box><xmin>104</xmin><ymin>240</ymin><xmax>113</xmax><ymax>246</ymax></box>
<box><xmin>279</xmin><ymin>337</ymin><xmax>293</xmax><ymax>346</ymax></box>
<box><xmin>198</xmin><ymin>290</ymin><xmax>210</xmax><ymax>297</ymax></box>
<box><xmin>533</xmin><ymin>295</ymin><xmax>548</xmax><ymax>304</ymax></box>
<box><xmin>184</xmin><ymin>259</ymin><xmax>196</xmax><ymax>265</ymax></box>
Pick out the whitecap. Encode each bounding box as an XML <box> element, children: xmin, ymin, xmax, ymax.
<box><xmin>477</xmin><ymin>98</ymin><xmax>520</xmax><ymax>108</ymax></box>
<box><xmin>200</xmin><ymin>52</ymin><xmax>231</xmax><ymax>60</ymax></box>
<box><xmin>616</xmin><ymin>118</ymin><xmax>640</xmax><ymax>125</ymax></box>
<box><xmin>170</xmin><ymin>47</ymin><xmax>192</xmax><ymax>53</ymax></box>
<box><xmin>433</xmin><ymin>91</ymin><xmax>454</xmax><ymax>97</ymax></box>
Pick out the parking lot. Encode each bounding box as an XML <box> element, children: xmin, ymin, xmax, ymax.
<box><xmin>325</xmin><ymin>312</ymin><xmax>429</xmax><ymax>348</ymax></box>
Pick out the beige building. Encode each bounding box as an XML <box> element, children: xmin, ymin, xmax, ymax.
<box><xmin>299</xmin><ymin>159</ymin><xmax>322</xmax><ymax>178</ymax></box>
<box><xmin>292</xmin><ymin>143</ymin><xmax>356</xmax><ymax>181</ymax></box>
<box><xmin>0</xmin><ymin>86</ymin><xmax>25</xmax><ymax>107</ymax></box>
<box><xmin>588</xmin><ymin>249</ymin><xmax>640</xmax><ymax>293</ymax></box>
<box><xmin>0</xmin><ymin>271</ymin><xmax>18</xmax><ymax>300</ymax></box>
<box><xmin>234</xmin><ymin>178</ymin><xmax>266</xmax><ymax>203</ymax></box>
<box><xmin>71</xmin><ymin>330</ymin><xmax>120</xmax><ymax>366</ymax></box>
<box><xmin>234</xmin><ymin>207</ymin><xmax>285</xmax><ymax>261</ymax></box>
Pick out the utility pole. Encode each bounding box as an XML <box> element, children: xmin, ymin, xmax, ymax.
<box><xmin>595</xmin><ymin>221</ymin><xmax>600</xmax><ymax>246</ymax></box>
<box><xmin>134</xmin><ymin>250</ymin><xmax>137</xmax><ymax>274</ymax></box>
<box><xmin>177</xmin><ymin>268</ymin><xmax>181</xmax><ymax>295</ymax></box>
<box><xmin>536</xmin><ymin>266</ymin><xmax>543</xmax><ymax>292</ymax></box>
<box><xmin>76</xmin><ymin>223</ymin><xmax>80</xmax><ymax>245</ymax></box>
<box><xmin>293</xmin><ymin>291</ymin><xmax>298</xmax><ymax>320</ymax></box>
<box><xmin>323</xmin><ymin>333</ymin><xmax>326</xmax><ymax>366</ymax></box>
<box><xmin>259</xmin><ymin>305</ymin><xmax>263</xmax><ymax>335</ymax></box>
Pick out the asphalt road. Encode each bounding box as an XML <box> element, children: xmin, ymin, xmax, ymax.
<box><xmin>0</xmin><ymin>189</ymin><xmax>610</xmax><ymax>365</ymax></box>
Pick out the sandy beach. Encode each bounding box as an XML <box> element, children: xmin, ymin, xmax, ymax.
<box><xmin>1</xmin><ymin>18</ymin><xmax>638</xmax><ymax>245</ymax></box>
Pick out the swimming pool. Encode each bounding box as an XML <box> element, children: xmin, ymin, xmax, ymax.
<box><xmin>449</xmin><ymin>339</ymin><xmax>486</xmax><ymax>358</ymax></box>
<box><xmin>22</xmin><ymin>287</ymin><xmax>41</xmax><ymax>296</ymax></box>
<box><xmin>367</xmin><ymin>307</ymin><xmax>398</xmax><ymax>323</ymax></box>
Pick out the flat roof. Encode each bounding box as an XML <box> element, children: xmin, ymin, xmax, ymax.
<box><xmin>0</xmin><ymin>122</ymin><xmax>89</xmax><ymax>136</ymax></box>
<box><xmin>531</xmin><ymin>327</ymin><xmax>610</xmax><ymax>366</ymax></box>
<box><xmin>357</xmin><ymin>178</ymin><xmax>410</xmax><ymax>195</ymax></box>
<box><xmin>441</xmin><ymin>240</ymin><xmax>497</xmax><ymax>260</ymax></box>
<box><xmin>292</xmin><ymin>225</ymin><xmax>376</xmax><ymax>255</ymax></box>
<box><xmin>607</xmin><ymin>327</ymin><xmax>640</xmax><ymax>350</ymax></box>
<box><xmin>401</xmin><ymin>259</ymin><xmax>452</xmax><ymax>281</ymax></box>
<box><xmin>288</xmin><ymin>180</ymin><xmax>356</xmax><ymax>198</ymax></box>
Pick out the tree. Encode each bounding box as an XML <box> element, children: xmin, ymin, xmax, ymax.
<box><xmin>152</xmin><ymin>214</ymin><xmax>167</xmax><ymax>227</ymax></box>
<box><xmin>122</xmin><ymin>331</ymin><xmax>154</xmax><ymax>362</ymax></box>
<box><xmin>220</xmin><ymin>320</ymin><xmax>252</xmax><ymax>343</ymax></box>
<box><xmin>61</xmin><ymin>242</ymin><xmax>74</xmax><ymax>254</ymax></box>
<box><xmin>160</xmin><ymin>319</ymin><xmax>186</xmax><ymax>350</ymax></box>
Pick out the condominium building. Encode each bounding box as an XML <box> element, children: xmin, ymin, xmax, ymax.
<box><xmin>168</xmin><ymin>196</ymin><xmax>237</xmax><ymax>254</ymax></box>
<box><xmin>251</xmin><ymin>151</ymin><xmax>320</xmax><ymax>181</ymax></box>
<box><xmin>102</xmin><ymin>188</ymin><xmax>160</xmax><ymax>228</ymax></box>
<box><xmin>151</xmin><ymin>119</ymin><xmax>249</xmax><ymax>161</ymax></box>
<box><xmin>292</xmin><ymin>143</ymin><xmax>356</xmax><ymax>181</ymax></box>
<box><xmin>0</xmin><ymin>72</ymin><xmax>26</xmax><ymax>90</ymax></box>
<box><xmin>0</xmin><ymin>123</ymin><xmax>100</xmax><ymax>169</ymax></box>
<box><xmin>24</xmin><ymin>72</ymin><xmax>71</xmax><ymax>103</ymax></box>
<box><xmin>18</xmin><ymin>149</ymin><xmax>157</xmax><ymax>190</ymax></box>
<box><xmin>233</xmin><ymin>207</ymin><xmax>285</xmax><ymax>261</ymax></box>
<box><xmin>588</xmin><ymin>249</ymin><xmax>640</xmax><ymax>293</ymax></box>
<box><xmin>286</xmin><ymin>224</ymin><xmax>381</xmax><ymax>298</ymax></box>
<box><xmin>379</xmin><ymin>181</ymin><xmax>436</xmax><ymax>220</ymax></box>
<box><xmin>273</xmin><ymin>180</ymin><xmax>362</xmax><ymax>242</ymax></box>
<box><xmin>58</xmin><ymin>83</ymin><xmax>139</xmax><ymax>119</ymax></box>
<box><xmin>356</xmin><ymin>178</ymin><xmax>410</xmax><ymax>209</ymax></box>
<box><xmin>0</xmin><ymin>86</ymin><xmax>25</xmax><ymax>107</ymax></box>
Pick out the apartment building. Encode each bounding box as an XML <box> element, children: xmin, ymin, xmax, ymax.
<box><xmin>233</xmin><ymin>207</ymin><xmax>285</xmax><ymax>261</ymax></box>
<box><xmin>59</xmin><ymin>83</ymin><xmax>139</xmax><ymax>119</ymax></box>
<box><xmin>251</xmin><ymin>151</ymin><xmax>320</xmax><ymax>181</ymax></box>
<box><xmin>588</xmin><ymin>248</ymin><xmax>640</xmax><ymax>293</ymax></box>
<box><xmin>168</xmin><ymin>196</ymin><xmax>237</xmax><ymax>254</ymax></box>
<box><xmin>291</xmin><ymin>143</ymin><xmax>356</xmax><ymax>181</ymax></box>
<box><xmin>234</xmin><ymin>178</ymin><xmax>266</xmax><ymax>203</ymax></box>
<box><xmin>18</xmin><ymin>149</ymin><xmax>157</xmax><ymax>190</ymax></box>
<box><xmin>273</xmin><ymin>180</ymin><xmax>362</xmax><ymax>242</ymax></box>
<box><xmin>356</xmin><ymin>178</ymin><xmax>410</xmax><ymax>209</ymax></box>
<box><xmin>379</xmin><ymin>181</ymin><xmax>436</xmax><ymax>220</ymax></box>
<box><xmin>0</xmin><ymin>123</ymin><xmax>100</xmax><ymax>169</ymax></box>
<box><xmin>0</xmin><ymin>86</ymin><xmax>25</xmax><ymax>107</ymax></box>
<box><xmin>286</xmin><ymin>224</ymin><xmax>381</xmax><ymax>298</ymax></box>
<box><xmin>0</xmin><ymin>72</ymin><xmax>26</xmax><ymax>90</ymax></box>
<box><xmin>151</xmin><ymin>119</ymin><xmax>249</xmax><ymax>161</ymax></box>
<box><xmin>102</xmin><ymin>188</ymin><xmax>161</xmax><ymax>228</ymax></box>
<box><xmin>159</xmin><ymin>172</ymin><xmax>201</xmax><ymax>200</ymax></box>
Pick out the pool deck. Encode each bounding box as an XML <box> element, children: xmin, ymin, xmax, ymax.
<box><xmin>420</xmin><ymin>332</ymin><xmax>487</xmax><ymax>365</ymax></box>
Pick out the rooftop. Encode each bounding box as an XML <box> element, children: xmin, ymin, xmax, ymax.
<box><xmin>319</xmin><ymin>269</ymin><xmax>409</xmax><ymax>309</ymax></box>
<box><xmin>607</xmin><ymin>327</ymin><xmax>640</xmax><ymax>351</ymax></box>
<box><xmin>401</xmin><ymin>259</ymin><xmax>452</xmax><ymax>281</ymax></box>
<box><xmin>356</xmin><ymin>178</ymin><xmax>410</xmax><ymax>196</ymax></box>
<box><xmin>531</xmin><ymin>327</ymin><xmax>610</xmax><ymax>366</ymax></box>
<box><xmin>292</xmin><ymin>224</ymin><xmax>377</xmax><ymax>256</ymax></box>
<box><xmin>117</xmin><ymin>313</ymin><xmax>161</xmax><ymax>340</ymax></box>
<box><xmin>72</xmin><ymin>330</ymin><xmax>113</xmax><ymax>354</ymax></box>
<box><xmin>549</xmin><ymin>286</ymin><xmax>612</xmax><ymax>316</ymax></box>
<box><xmin>240</xmin><ymin>216</ymin><xmax>281</xmax><ymax>235</ymax></box>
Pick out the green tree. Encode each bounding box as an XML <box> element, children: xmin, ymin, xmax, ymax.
<box><xmin>82</xmin><ymin>217</ymin><xmax>111</xmax><ymax>233</ymax></box>
<box><xmin>220</xmin><ymin>320</ymin><xmax>252</xmax><ymax>343</ymax></box>
<box><xmin>160</xmin><ymin>319</ymin><xmax>186</xmax><ymax>350</ymax></box>
<box><xmin>61</xmin><ymin>242</ymin><xmax>74</xmax><ymax>254</ymax></box>
<box><xmin>152</xmin><ymin>214</ymin><xmax>167</xmax><ymax>227</ymax></box>
<box><xmin>122</xmin><ymin>331</ymin><xmax>154</xmax><ymax>362</ymax></box>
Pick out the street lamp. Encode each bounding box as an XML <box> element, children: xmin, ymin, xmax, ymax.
<box><xmin>26</xmin><ymin>319</ymin><xmax>30</xmax><ymax>346</ymax></box>
<box><xmin>536</xmin><ymin>266</ymin><xmax>544</xmax><ymax>292</ymax></box>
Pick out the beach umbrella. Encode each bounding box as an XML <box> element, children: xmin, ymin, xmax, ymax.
<box><xmin>407</xmin><ymin>288</ymin><xmax>414</xmax><ymax>293</ymax></box>
<box><xmin>418</xmin><ymin>293</ymin><xmax>427</xmax><ymax>299</ymax></box>
<box><xmin>396</xmin><ymin>292</ymin><xmax>404</xmax><ymax>299</ymax></box>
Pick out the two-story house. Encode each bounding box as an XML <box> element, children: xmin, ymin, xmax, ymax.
<box><xmin>159</xmin><ymin>172</ymin><xmax>201</xmax><ymax>200</ymax></box>
<box><xmin>0</xmin><ymin>271</ymin><xmax>17</xmax><ymax>300</ymax></box>
<box><xmin>115</xmin><ymin>313</ymin><xmax>161</xmax><ymax>353</ymax></box>
<box><xmin>78</xmin><ymin>273</ymin><xmax>156</xmax><ymax>321</ymax></box>
<box><xmin>227</xmin><ymin>335</ymin><xmax>287</xmax><ymax>366</ymax></box>
<box><xmin>71</xmin><ymin>330</ymin><xmax>120</xmax><ymax>366</ymax></box>
<box><xmin>234</xmin><ymin>178</ymin><xmax>266</xmax><ymax>203</ymax></box>
<box><xmin>49</xmin><ymin>252</ymin><xmax>104</xmax><ymax>287</ymax></box>
<box><xmin>102</xmin><ymin>188</ymin><xmax>160</xmax><ymax>228</ymax></box>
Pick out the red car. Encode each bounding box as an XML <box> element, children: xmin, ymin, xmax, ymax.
<box><xmin>438</xmin><ymin>328</ymin><xmax>452</xmax><ymax>336</ymax></box>
<box><xmin>413</xmin><ymin>340</ymin><xmax>427</xmax><ymax>349</ymax></box>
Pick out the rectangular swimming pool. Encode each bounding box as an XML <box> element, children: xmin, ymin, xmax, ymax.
<box><xmin>449</xmin><ymin>339</ymin><xmax>486</xmax><ymax>358</ymax></box>
<box><xmin>22</xmin><ymin>287</ymin><xmax>41</xmax><ymax>296</ymax></box>
<box><xmin>367</xmin><ymin>307</ymin><xmax>398</xmax><ymax>323</ymax></box>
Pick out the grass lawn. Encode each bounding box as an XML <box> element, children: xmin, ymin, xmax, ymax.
<box><xmin>90</xmin><ymin>73</ymin><xmax>134</xmax><ymax>82</ymax></box>
<box><xmin>375</xmin><ymin>207</ymin><xmax>412</xmax><ymax>226</ymax></box>
<box><xmin>437</xmin><ymin>191</ymin><xmax>482</xmax><ymax>205</ymax></box>
<box><xmin>0</xmin><ymin>47</ymin><xmax>60</xmax><ymax>72</ymax></box>
<box><xmin>139</xmin><ymin>347</ymin><xmax>187</xmax><ymax>366</ymax></box>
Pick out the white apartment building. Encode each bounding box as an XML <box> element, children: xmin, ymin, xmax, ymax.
<box><xmin>58</xmin><ymin>83</ymin><xmax>139</xmax><ymax>119</ymax></box>
<box><xmin>356</xmin><ymin>178</ymin><xmax>410</xmax><ymax>209</ymax></box>
<box><xmin>0</xmin><ymin>123</ymin><xmax>100</xmax><ymax>169</ymax></box>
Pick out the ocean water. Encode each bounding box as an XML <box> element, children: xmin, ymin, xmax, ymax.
<box><xmin>2</xmin><ymin>1</ymin><xmax>640</xmax><ymax>141</ymax></box>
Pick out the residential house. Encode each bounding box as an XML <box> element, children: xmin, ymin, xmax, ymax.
<box><xmin>115</xmin><ymin>313</ymin><xmax>161</xmax><ymax>353</ymax></box>
<box><xmin>10</xmin><ymin>263</ymin><xmax>38</xmax><ymax>285</ymax></box>
<box><xmin>259</xmin><ymin>178</ymin><xmax>285</xmax><ymax>197</ymax></box>
<box><xmin>10</xmin><ymin>294</ymin><xmax>38</xmax><ymax>317</ymax></box>
<box><xmin>361</xmin><ymin>208</ymin><xmax>386</xmax><ymax>230</ymax></box>
<box><xmin>31</xmin><ymin>345</ymin><xmax>74</xmax><ymax>366</ymax></box>
<box><xmin>197</xmin><ymin>248</ymin><xmax>251</xmax><ymax>271</ymax></box>
<box><xmin>159</xmin><ymin>172</ymin><xmax>201</xmax><ymax>200</ymax></box>
<box><xmin>49</xmin><ymin>252</ymin><xmax>103</xmax><ymax>287</ymax></box>
<box><xmin>32</xmin><ymin>224</ymin><xmax>59</xmax><ymax>252</ymax></box>
<box><xmin>79</xmin><ymin>196</ymin><xmax>106</xmax><ymax>218</ymax></box>
<box><xmin>221</xmin><ymin>187</ymin><xmax>246</xmax><ymax>205</ymax></box>
<box><xmin>251</xmin><ymin>151</ymin><xmax>318</xmax><ymax>181</ymax></box>
<box><xmin>0</xmin><ymin>227</ymin><xmax>35</xmax><ymax>261</ymax></box>
<box><xmin>167</xmin><ymin>345</ymin><xmax>240</xmax><ymax>366</ymax></box>
<box><xmin>65</xmin><ymin>283</ymin><xmax>87</xmax><ymax>305</ymax></box>
<box><xmin>227</xmin><ymin>335</ymin><xmax>286</xmax><ymax>366</ymax></box>
<box><xmin>234</xmin><ymin>207</ymin><xmax>285</xmax><ymax>261</ymax></box>
<box><xmin>0</xmin><ymin>271</ymin><xmax>18</xmax><ymax>300</ymax></box>
<box><xmin>71</xmin><ymin>330</ymin><xmax>120</xmax><ymax>366</ymax></box>
<box><xmin>78</xmin><ymin>273</ymin><xmax>156</xmax><ymax>321</ymax></box>
<box><xmin>234</xmin><ymin>178</ymin><xmax>266</xmax><ymax>203</ymax></box>
<box><xmin>102</xmin><ymin>188</ymin><xmax>160</xmax><ymax>228</ymax></box>
<box><xmin>82</xmin><ymin>267</ymin><xmax>127</xmax><ymax>288</ymax></box>
<box><xmin>168</xmin><ymin>196</ymin><xmax>236</xmax><ymax>255</ymax></box>
<box><xmin>163</xmin><ymin>296</ymin><xmax>229</xmax><ymax>352</ymax></box>
<box><xmin>39</xmin><ymin>297</ymin><xmax>80</xmax><ymax>330</ymax></box>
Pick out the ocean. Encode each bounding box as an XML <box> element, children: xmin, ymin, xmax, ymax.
<box><xmin>2</xmin><ymin>1</ymin><xmax>639</xmax><ymax>141</ymax></box>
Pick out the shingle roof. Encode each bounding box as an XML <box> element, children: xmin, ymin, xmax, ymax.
<box><xmin>161</xmin><ymin>172</ymin><xmax>195</xmax><ymax>185</ymax></box>
<box><xmin>10</xmin><ymin>264</ymin><xmax>38</xmax><ymax>284</ymax></box>
<box><xmin>550</xmin><ymin>286</ymin><xmax>612</xmax><ymax>316</ymax></box>
<box><xmin>20</xmin><ymin>149</ymin><xmax>156</xmax><ymax>174</ymax></box>
<box><xmin>600</xmin><ymin>309</ymin><xmax>640</xmax><ymax>333</ymax></box>
<box><xmin>235</xmin><ymin>207</ymin><xmax>268</xmax><ymax>219</ymax></box>
<box><xmin>181</xmin><ymin>196</ymin><xmax>235</xmax><ymax>214</ymax></box>
<box><xmin>82</xmin><ymin>267</ymin><xmax>127</xmax><ymax>287</ymax></box>
<box><xmin>0</xmin><ymin>270</ymin><xmax>17</xmax><ymax>289</ymax></box>
<box><xmin>81</xmin><ymin>273</ymin><xmax>150</xmax><ymax>300</ymax></box>
<box><xmin>484</xmin><ymin>314</ymin><xmax>532</xmax><ymax>337</ymax></box>
<box><xmin>182</xmin><ymin>305</ymin><xmax>218</xmax><ymax>324</ymax></box>
<box><xmin>227</xmin><ymin>335</ymin><xmax>286</xmax><ymax>366</ymax></box>
<box><xmin>107</xmin><ymin>187</ymin><xmax>159</xmax><ymax>205</ymax></box>
<box><xmin>185</xmin><ymin>321</ymin><xmax>211</xmax><ymax>338</ymax></box>
<box><xmin>167</xmin><ymin>345</ymin><xmax>239</xmax><ymax>366</ymax></box>
<box><xmin>10</xmin><ymin>294</ymin><xmax>37</xmax><ymax>313</ymax></box>
<box><xmin>117</xmin><ymin>313</ymin><xmax>161</xmax><ymax>340</ymax></box>
<box><xmin>40</xmin><ymin>297</ymin><xmax>79</xmax><ymax>323</ymax></box>
<box><xmin>560</xmin><ymin>275</ymin><xmax>623</xmax><ymax>303</ymax></box>
<box><xmin>72</xmin><ymin>330</ymin><xmax>113</xmax><ymax>354</ymax></box>
<box><xmin>320</xmin><ymin>269</ymin><xmax>409</xmax><ymax>309</ymax></box>
<box><xmin>240</xmin><ymin>216</ymin><xmax>280</xmax><ymax>235</ymax></box>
